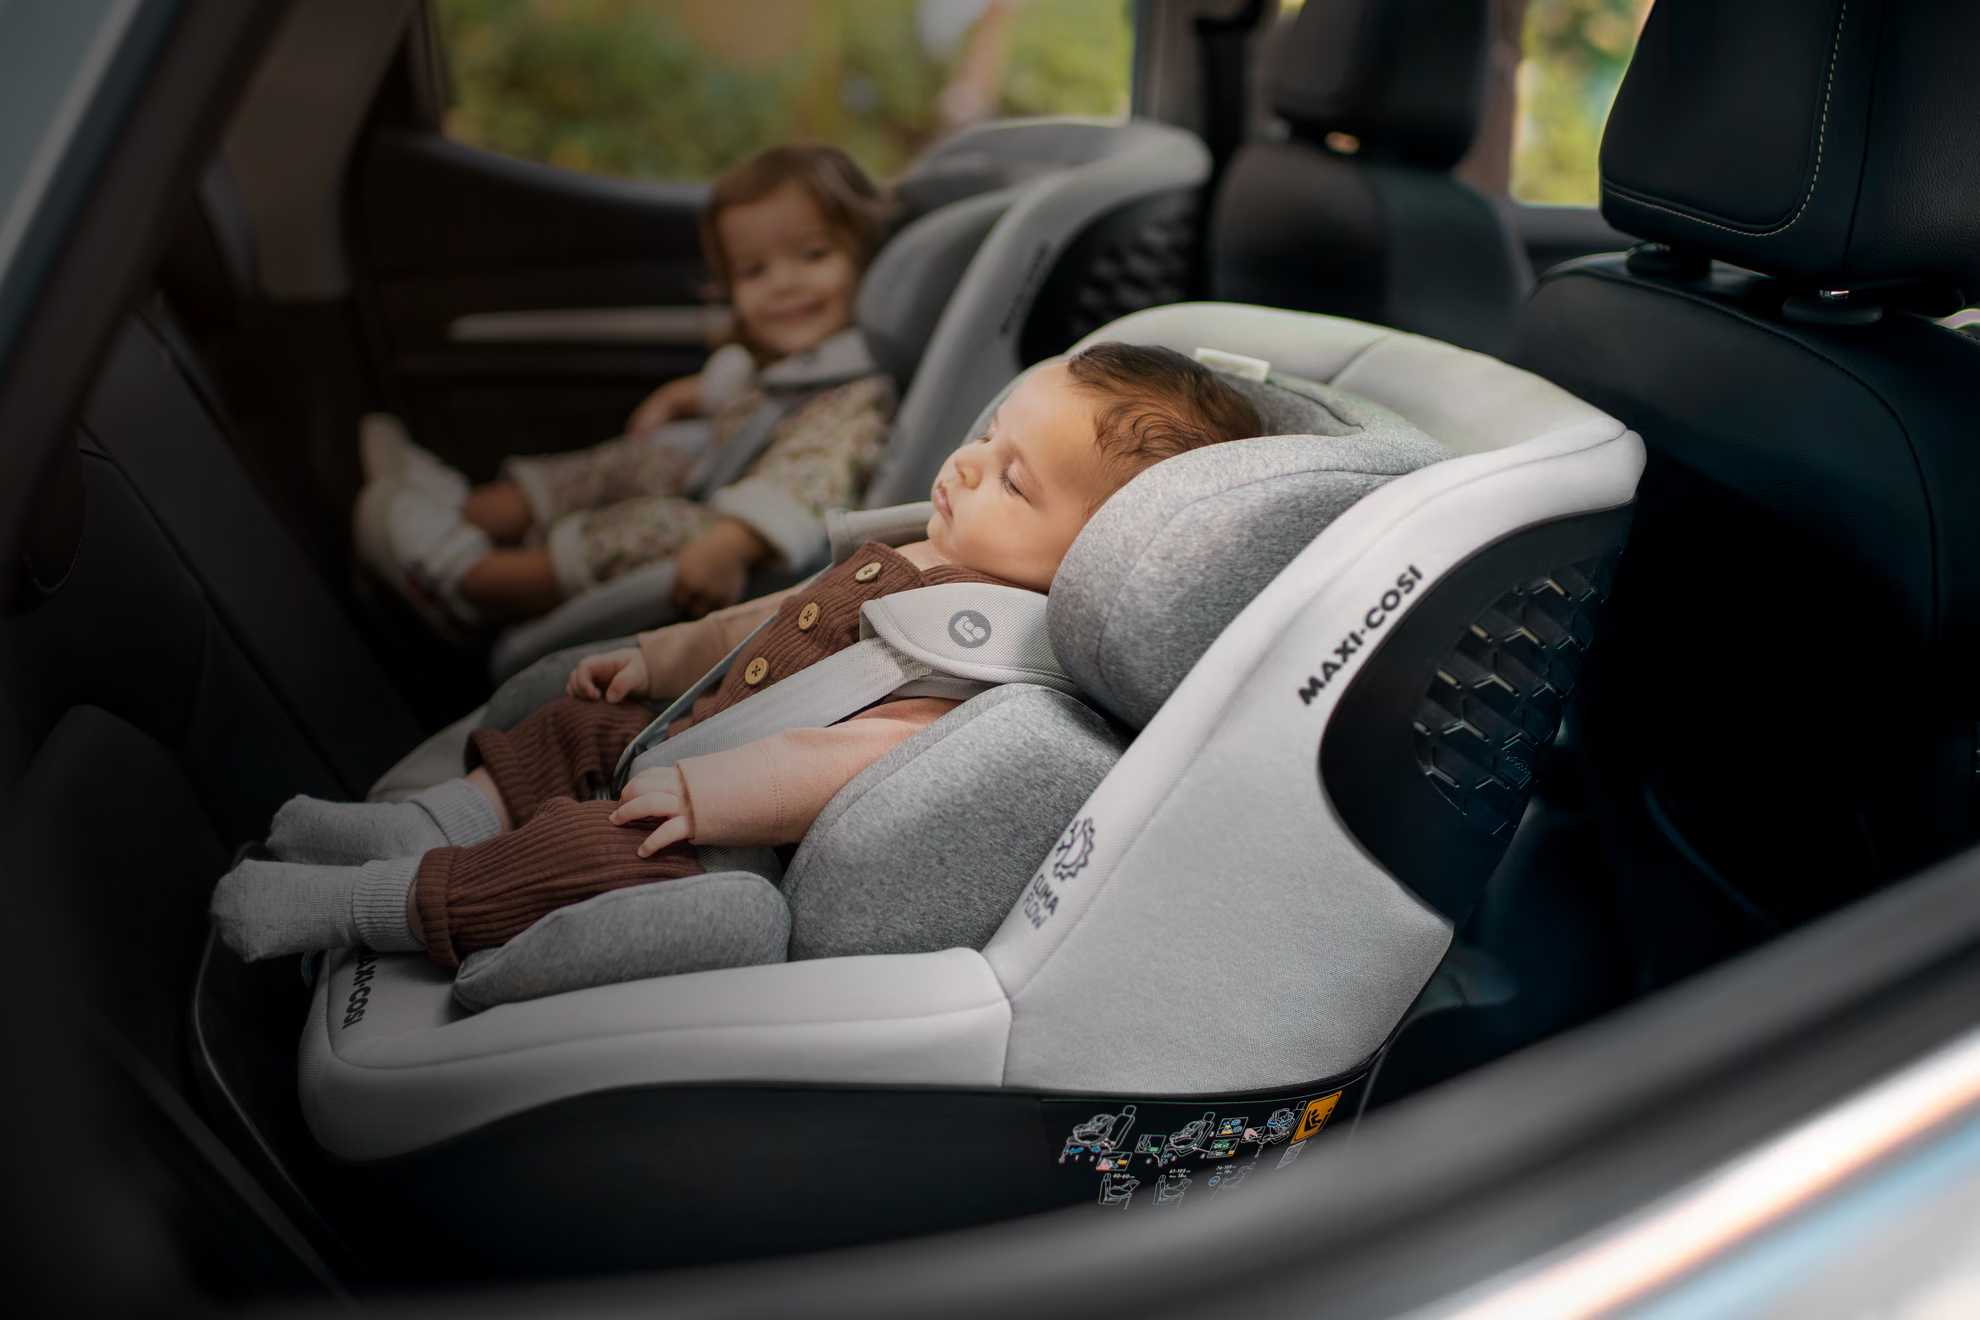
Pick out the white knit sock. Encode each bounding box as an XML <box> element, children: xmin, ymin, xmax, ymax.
<box><xmin>210</xmin><ymin>856</ymin><xmax>424</xmax><ymax>960</ymax></box>
<box><xmin>359</xmin><ymin>413</ymin><xmax>468</xmax><ymax>507</ymax></box>
<box><xmin>353</xmin><ymin>478</ymin><xmax>492</xmax><ymax>631</ymax></box>
<box><xmin>266</xmin><ymin>779</ymin><xmax>500</xmax><ymax>865</ymax></box>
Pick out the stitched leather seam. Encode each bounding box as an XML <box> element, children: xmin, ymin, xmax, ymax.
<box><xmin>1601</xmin><ymin>0</ymin><xmax>1847</xmax><ymax>239</ymax></box>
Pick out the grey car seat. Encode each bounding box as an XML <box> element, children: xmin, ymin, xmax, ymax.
<box><xmin>494</xmin><ymin>118</ymin><xmax>1209</xmax><ymax>676</ymax></box>
<box><xmin>274</xmin><ymin>303</ymin><xmax>1640</xmax><ymax>1276</ymax></box>
<box><xmin>1513</xmin><ymin>0</ymin><xmax>1980</xmax><ymax>986</ymax></box>
<box><xmin>1209</xmin><ymin>0</ymin><xmax>1530</xmax><ymax>357</ymax></box>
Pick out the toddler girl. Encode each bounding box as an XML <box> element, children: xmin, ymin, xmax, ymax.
<box><xmin>214</xmin><ymin>344</ymin><xmax>1263</xmax><ymax>965</ymax></box>
<box><xmin>356</xmin><ymin>145</ymin><xmax>898</xmax><ymax>635</ymax></box>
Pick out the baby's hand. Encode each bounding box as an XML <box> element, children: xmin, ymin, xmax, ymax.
<box><xmin>612</xmin><ymin>767</ymin><xmax>695</xmax><ymax>857</ymax></box>
<box><xmin>567</xmin><ymin>648</ymin><xmax>649</xmax><ymax>702</ymax></box>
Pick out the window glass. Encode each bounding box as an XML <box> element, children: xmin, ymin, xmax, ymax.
<box><xmin>1509</xmin><ymin>0</ymin><xmax>1653</xmax><ymax>205</ymax></box>
<box><xmin>432</xmin><ymin>0</ymin><xmax>1134</xmax><ymax>183</ymax></box>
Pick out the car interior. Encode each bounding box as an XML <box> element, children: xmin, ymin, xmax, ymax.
<box><xmin>4</xmin><ymin>0</ymin><xmax>1979</xmax><ymax>1312</ymax></box>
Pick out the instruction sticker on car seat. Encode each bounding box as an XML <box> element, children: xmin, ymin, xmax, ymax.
<box><xmin>1046</xmin><ymin>1084</ymin><xmax>1352</xmax><ymax>1212</ymax></box>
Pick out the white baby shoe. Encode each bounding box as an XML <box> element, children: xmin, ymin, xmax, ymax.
<box><xmin>353</xmin><ymin>476</ymin><xmax>491</xmax><ymax>640</ymax></box>
<box><xmin>358</xmin><ymin>413</ymin><xmax>470</xmax><ymax>508</ymax></box>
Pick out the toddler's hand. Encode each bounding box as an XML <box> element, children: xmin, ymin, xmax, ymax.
<box><xmin>567</xmin><ymin>648</ymin><xmax>649</xmax><ymax>702</ymax></box>
<box><xmin>672</xmin><ymin>519</ymin><xmax>769</xmax><ymax>619</ymax></box>
<box><xmin>612</xmin><ymin>767</ymin><xmax>695</xmax><ymax>856</ymax></box>
<box><xmin>626</xmin><ymin>373</ymin><xmax>702</xmax><ymax>437</ymax></box>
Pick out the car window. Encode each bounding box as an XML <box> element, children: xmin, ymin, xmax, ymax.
<box><xmin>0</xmin><ymin>0</ymin><xmax>161</xmax><ymax>367</ymax></box>
<box><xmin>1509</xmin><ymin>0</ymin><xmax>1654</xmax><ymax>205</ymax></box>
<box><xmin>430</xmin><ymin>0</ymin><xmax>1134</xmax><ymax>183</ymax></box>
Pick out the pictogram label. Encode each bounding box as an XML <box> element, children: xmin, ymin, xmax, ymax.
<box><xmin>1292</xmin><ymin>1092</ymin><xmax>1341</xmax><ymax>1142</ymax></box>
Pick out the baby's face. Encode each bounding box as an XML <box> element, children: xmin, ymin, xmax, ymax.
<box><xmin>925</xmin><ymin>362</ymin><xmax>1114</xmax><ymax>592</ymax></box>
<box><xmin>719</xmin><ymin>181</ymin><xmax>858</xmax><ymax>359</ymax></box>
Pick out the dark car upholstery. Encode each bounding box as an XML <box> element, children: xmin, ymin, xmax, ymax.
<box><xmin>1515</xmin><ymin>0</ymin><xmax>1980</xmax><ymax>984</ymax></box>
<box><xmin>1209</xmin><ymin>0</ymin><xmax>1529</xmax><ymax>356</ymax></box>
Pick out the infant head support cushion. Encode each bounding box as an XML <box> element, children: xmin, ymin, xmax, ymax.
<box><xmin>1050</xmin><ymin>374</ymin><xmax>1454</xmax><ymax>729</ymax></box>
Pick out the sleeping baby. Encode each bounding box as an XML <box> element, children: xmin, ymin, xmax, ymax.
<box><xmin>211</xmin><ymin>343</ymin><xmax>1261</xmax><ymax>967</ymax></box>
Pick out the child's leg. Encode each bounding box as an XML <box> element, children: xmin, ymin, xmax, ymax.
<box><xmin>210</xmin><ymin>798</ymin><xmax>700</xmax><ymax>964</ymax></box>
<box><xmin>465</xmin><ymin>696</ymin><xmax>658</xmax><ymax>826</ymax></box>
<box><xmin>459</xmin><ymin>481</ymin><xmax>534</xmax><ymax>544</ymax></box>
<box><xmin>545</xmin><ymin>494</ymin><xmax>723</xmax><ymax>597</ymax></box>
<box><xmin>265</xmin><ymin>697</ymin><xmax>647</xmax><ymax>865</ymax></box>
<box><xmin>503</xmin><ymin>431</ymin><xmax>700</xmax><ymax>529</ymax></box>
<box><xmin>414</xmin><ymin>797</ymin><xmax>702</xmax><ymax>967</ymax></box>
<box><xmin>211</xmin><ymin>853</ymin><xmax>428</xmax><ymax>961</ymax></box>
<box><xmin>457</xmin><ymin>545</ymin><xmax>563</xmax><ymax>617</ymax></box>
<box><xmin>267</xmin><ymin>778</ymin><xmax>502</xmax><ymax>865</ymax></box>
<box><xmin>454</xmin><ymin>491</ymin><xmax>724</xmax><ymax>617</ymax></box>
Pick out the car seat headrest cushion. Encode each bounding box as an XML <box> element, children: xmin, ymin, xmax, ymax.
<box><xmin>1601</xmin><ymin>0</ymin><xmax>1980</xmax><ymax>296</ymax></box>
<box><xmin>1267</xmin><ymin>0</ymin><xmax>1493</xmax><ymax>170</ymax></box>
<box><xmin>1050</xmin><ymin>385</ymin><xmax>1454</xmax><ymax>730</ymax></box>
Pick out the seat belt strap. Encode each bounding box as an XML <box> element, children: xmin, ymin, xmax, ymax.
<box><xmin>628</xmin><ymin>638</ymin><xmax>931</xmax><ymax>778</ymax></box>
<box><xmin>610</xmin><ymin>582</ymin><xmax>1074</xmax><ymax>792</ymax></box>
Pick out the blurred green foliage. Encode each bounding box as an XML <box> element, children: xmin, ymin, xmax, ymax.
<box><xmin>1510</xmin><ymin>0</ymin><xmax>1654</xmax><ymax>205</ymax></box>
<box><xmin>434</xmin><ymin>0</ymin><xmax>1132</xmax><ymax>183</ymax></box>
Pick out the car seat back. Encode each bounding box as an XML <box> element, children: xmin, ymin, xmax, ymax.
<box><xmin>982</xmin><ymin>309</ymin><xmax>1636</xmax><ymax>1091</ymax></box>
<box><xmin>855</xmin><ymin>187</ymin><xmax>1019</xmax><ymax>392</ymax></box>
<box><xmin>298</xmin><ymin>304</ymin><xmax>1639</xmax><ymax>1163</ymax></box>
<box><xmin>1209</xmin><ymin>0</ymin><xmax>1529</xmax><ymax>357</ymax></box>
<box><xmin>1513</xmin><ymin>0</ymin><xmax>1980</xmax><ymax>985</ymax></box>
<box><xmin>863</xmin><ymin>118</ymin><xmax>1210</xmax><ymax>507</ymax></box>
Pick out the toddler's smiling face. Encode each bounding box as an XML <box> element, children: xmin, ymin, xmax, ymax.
<box><xmin>718</xmin><ymin>180</ymin><xmax>859</xmax><ymax>360</ymax></box>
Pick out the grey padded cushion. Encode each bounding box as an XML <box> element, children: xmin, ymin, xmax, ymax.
<box><xmin>783</xmin><ymin>684</ymin><xmax>1128</xmax><ymax>961</ymax></box>
<box><xmin>1221</xmin><ymin>371</ymin><xmax>1369</xmax><ymax>440</ymax></box>
<box><xmin>1051</xmin><ymin>384</ymin><xmax>1454</xmax><ymax>729</ymax></box>
<box><xmin>856</xmin><ymin>187</ymin><xmax>1018</xmax><ymax>388</ymax></box>
<box><xmin>451</xmin><ymin>871</ymin><xmax>789</xmax><ymax>1011</ymax></box>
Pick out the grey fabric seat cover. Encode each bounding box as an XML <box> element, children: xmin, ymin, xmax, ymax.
<box><xmin>1052</xmin><ymin>380</ymin><xmax>1454</xmax><ymax>729</ymax></box>
<box><xmin>453</xmin><ymin>871</ymin><xmax>790</xmax><ymax>1012</ymax></box>
<box><xmin>783</xmin><ymin>684</ymin><xmax>1128</xmax><ymax>962</ymax></box>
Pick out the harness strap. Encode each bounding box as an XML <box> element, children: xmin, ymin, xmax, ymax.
<box><xmin>686</xmin><ymin>396</ymin><xmax>787</xmax><ymax>500</ymax></box>
<box><xmin>610</xmin><ymin>582</ymin><xmax>1073</xmax><ymax>792</ymax></box>
<box><xmin>686</xmin><ymin>329</ymin><xmax>882</xmax><ymax>501</ymax></box>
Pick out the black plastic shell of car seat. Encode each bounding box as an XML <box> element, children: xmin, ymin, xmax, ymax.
<box><xmin>1322</xmin><ymin>505</ymin><xmax>1633</xmax><ymax>928</ymax></box>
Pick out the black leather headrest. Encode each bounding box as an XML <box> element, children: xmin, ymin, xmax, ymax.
<box><xmin>1267</xmin><ymin>0</ymin><xmax>1492</xmax><ymax>169</ymax></box>
<box><xmin>1601</xmin><ymin>0</ymin><xmax>1980</xmax><ymax>299</ymax></box>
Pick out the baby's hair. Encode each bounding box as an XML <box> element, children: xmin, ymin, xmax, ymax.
<box><xmin>1065</xmin><ymin>342</ymin><xmax>1263</xmax><ymax>504</ymax></box>
<box><xmin>700</xmin><ymin>145</ymin><xmax>895</xmax><ymax>295</ymax></box>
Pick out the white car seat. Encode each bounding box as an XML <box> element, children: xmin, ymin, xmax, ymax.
<box><xmin>490</xmin><ymin>118</ymin><xmax>1209</xmax><ymax>677</ymax></box>
<box><xmin>286</xmin><ymin>304</ymin><xmax>1640</xmax><ymax>1277</ymax></box>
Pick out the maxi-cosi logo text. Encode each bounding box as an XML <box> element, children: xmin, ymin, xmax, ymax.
<box><xmin>1297</xmin><ymin>566</ymin><xmax>1424</xmax><ymax>705</ymax></box>
<box><xmin>341</xmin><ymin>953</ymin><xmax>379</xmax><ymax>1028</ymax></box>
